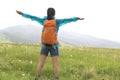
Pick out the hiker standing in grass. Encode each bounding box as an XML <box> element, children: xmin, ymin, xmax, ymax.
<box><xmin>16</xmin><ymin>7</ymin><xmax>84</xmax><ymax>80</ymax></box>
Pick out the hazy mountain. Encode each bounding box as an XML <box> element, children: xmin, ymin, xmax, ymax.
<box><xmin>0</xmin><ymin>24</ymin><xmax>120</xmax><ymax>48</ymax></box>
<box><xmin>0</xmin><ymin>25</ymin><xmax>42</xmax><ymax>44</ymax></box>
<box><xmin>0</xmin><ymin>33</ymin><xmax>11</xmax><ymax>43</ymax></box>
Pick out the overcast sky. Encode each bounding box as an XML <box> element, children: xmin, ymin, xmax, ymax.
<box><xmin>0</xmin><ymin>0</ymin><xmax>120</xmax><ymax>42</ymax></box>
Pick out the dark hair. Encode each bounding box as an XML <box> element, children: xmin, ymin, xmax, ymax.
<box><xmin>47</xmin><ymin>7</ymin><xmax>55</xmax><ymax>20</ymax></box>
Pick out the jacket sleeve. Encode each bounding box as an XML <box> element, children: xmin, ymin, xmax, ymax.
<box><xmin>55</xmin><ymin>17</ymin><xmax>78</xmax><ymax>31</ymax></box>
<box><xmin>56</xmin><ymin>17</ymin><xmax>78</xmax><ymax>27</ymax></box>
<box><xmin>22</xmin><ymin>13</ymin><xmax>45</xmax><ymax>26</ymax></box>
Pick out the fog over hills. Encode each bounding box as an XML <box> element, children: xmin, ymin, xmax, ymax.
<box><xmin>0</xmin><ymin>25</ymin><xmax>120</xmax><ymax>48</ymax></box>
<box><xmin>0</xmin><ymin>33</ymin><xmax>11</xmax><ymax>43</ymax></box>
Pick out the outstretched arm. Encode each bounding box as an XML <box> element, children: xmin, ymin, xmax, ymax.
<box><xmin>16</xmin><ymin>10</ymin><xmax>45</xmax><ymax>26</ymax></box>
<box><xmin>55</xmin><ymin>17</ymin><xmax>84</xmax><ymax>31</ymax></box>
<box><xmin>56</xmin><ymin>17</ymin><xmax>84</xmax><ymax>27</ymax></box>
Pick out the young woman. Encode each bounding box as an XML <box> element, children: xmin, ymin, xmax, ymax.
<box><xmin>16</xmin><ymin>7</ymin><xmax>84</xmax><ymax>80</ymax></box>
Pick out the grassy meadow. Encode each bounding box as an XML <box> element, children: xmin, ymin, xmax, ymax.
<box><xmin>0</xmin><ymin>43</ymin><xmax>120</xmax><ymax>80</ymax></box>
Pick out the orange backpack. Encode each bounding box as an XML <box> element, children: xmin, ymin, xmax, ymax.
<box><xmin>41</xmin><ymin>19</ymin><xmax>58</xmax><ymax>45</ymax></box>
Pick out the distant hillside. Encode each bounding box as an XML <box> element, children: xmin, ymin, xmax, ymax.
<box><xmin>0</xmin><ymin>25</ymin><xmax>42</xmax><ymax>44</ymax></box>
<box><xmin>0</xmin><ymin>24</ymin><xmax>120</xmax><ymax>48</ymax></box>
<box><xmin>0</xmin><ymin>33</ymin><xmax>11</xmax><ymax>43</ymax></box>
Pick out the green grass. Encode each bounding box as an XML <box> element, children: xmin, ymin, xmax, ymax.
<box><xmin>0</xmin><ymin>43</ymin><xmax>120</xmax><ymax>80</ymax></box>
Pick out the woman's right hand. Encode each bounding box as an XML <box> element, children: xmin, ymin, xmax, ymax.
<box><xmin>16</xmin><ymin>10</ymin><xmax>22</xmax><ymax>15</ymax></box>
<box><xmin>77</xmin><ymin>17</ymin><xmax>84</xmax><ymax>20</ymax></box>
